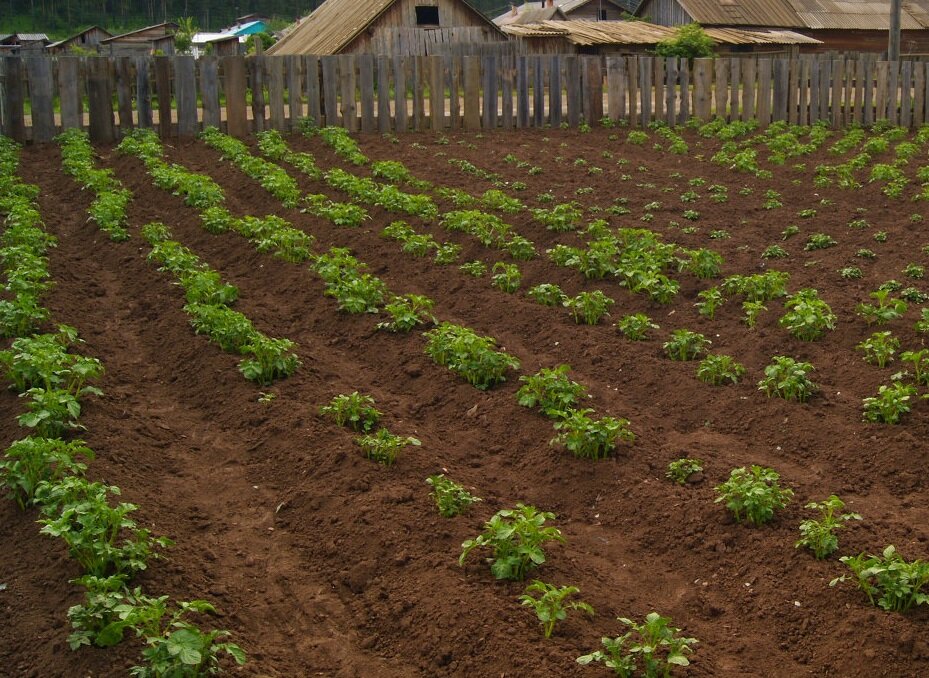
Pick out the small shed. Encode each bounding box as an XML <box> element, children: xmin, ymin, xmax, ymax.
<box><xmin>100</xmin><ymin>22</ymin><xmax>178</xmax><ymax>56</ymax></box>
<box><xmin>47</xmin><ymin>26</ymin><xmax>113</xmax><ymax>54</ymax></box>
<box><xmin>0</xmin><ymin>33</ymin><xmax>50</xmax><ymax>53</ymax></box>
<box><xmin>502</xmin><ymin>19</ymin><xmax>821</xmax><ymax>54</ymax></box>
<box><xmin>495</xmin><ymin>0</ymin><xmax>636</xmax><ymax>26</ymax></box>
<box><xmin>267</xmin><ymin>0</ymin><xmax>508</xmax><ymax>56</ymax></box>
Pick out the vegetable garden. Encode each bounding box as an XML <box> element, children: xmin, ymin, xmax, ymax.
<box><xmin>2</xmin><ymin>117</ymin><xmax>929</xmax><ymax>676</ymax></box>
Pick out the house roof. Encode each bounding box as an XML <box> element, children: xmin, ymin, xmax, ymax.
<box><xmin>672</xmin><ymin>0</ymin><xmax>802</xmax><ymax>27</ymax></box>
<box><xmin>559</xmin><ymin>0</ymin><xmax>638</xmax><ymax>13</ymax></box>
<box><xmin>267</xmin><ymin>0</ymin><xmax>503</xmax><ymax>55</ymax></box>
<box><xmin>47</xmin><ymin>25</ymin><xmax>112</xmax><ymax>49</ymax></box>
<box><xmin>786</xmin><ymin>0</ymin><xmax>929</xmax><ymax>30</ymax></box>
<box><xmin>101</xmin><ymin>22</ymin><xmax>178</xmax><ymax>43</ymax></box>
<box><xmin>494</xmin><ymin>4</ymin><xmax>567</xmax><ymax>26</ymax></box>
<box><xmin>16</xmin><ymin>33</ymin><xmax>50</xmax><ymax>42</ymax></box>
<box><xmin>502</xmin><ymin>18</ymin><xmax>821</xmax><ymax>44</ymax></box>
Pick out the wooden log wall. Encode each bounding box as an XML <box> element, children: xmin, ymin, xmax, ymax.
<box><xmin>2</xmin><ymin>53</ymin><xmax>929</xmax><ymax>143</ymax></box>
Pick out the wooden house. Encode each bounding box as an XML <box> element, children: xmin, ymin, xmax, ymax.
<box><xmin>99</xmin><ymin>22</ymin><xmax>178</xmax><ymax>56</ymax></box>
<box><xmin>46</xmin><ymin>26</ymin><xmax>112</xmax><ymax>54</ymax></box>
<box><xmin>267</xmin><ymin>0</ymin><xmax>508</xmax><ymax>56</ymax></box>
<box><xmin>635</xmin><ymin>0</ymin><xmax>929</xmax><ymax>54</ymax></box>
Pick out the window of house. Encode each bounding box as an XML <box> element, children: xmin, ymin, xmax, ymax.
<box><xmin>415</xmin><ymin>6</ymin><xmax>440</xmax><ymax>25</ymax></box>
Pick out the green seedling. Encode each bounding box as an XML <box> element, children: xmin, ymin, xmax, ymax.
<box><xmin>519</xmin><ymin>581</ymin><xmax>594</xmax><ymax>638</ymax></box>
<box><xmin>320</xmin><ymin>392</ymin><xmax>381</xmax><ymax>432</ymax></box>
<box><xmin>714</xmin><ymin>466</ymin><xmax>793</xmax><ymax>526</ymax></box>
<box><xmin>796</xmin><ymin>495</ymin><xmax>861</xmax><ymax>559</ymax></box>
<box><xmin>426</xmin><ymin>474</ymin><xmax>481</xmax><ymax>517</ymax></box>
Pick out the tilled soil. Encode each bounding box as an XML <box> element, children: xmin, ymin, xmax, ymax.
<box><xmin>1</xmin><ymin>126</ymin><xmax>928</xmax><ymax>678</ymax></box>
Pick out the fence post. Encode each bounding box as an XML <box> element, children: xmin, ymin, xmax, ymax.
<box><xmin>58</xmin><ymin>57</ymin><xmax>83</xmax><ymax>131</ymax></box>
<box><xmin>24</xmin><ymin>57</ymin><xmax>55</xmax><ymax>142</ymax></box>
<box><xmin>223</xmin><ymin>56</ymin><xmax>248</xmax><ymax>138</ymax></box>
<box><xmin>3</xmin><ymin>57</ymin><xmax>27</xmax><ymax>142</ymax></box>
<box><xmin>175</xmin><ymin>55</ymin><xmax>198</xmax><ymax>137</ymax></box>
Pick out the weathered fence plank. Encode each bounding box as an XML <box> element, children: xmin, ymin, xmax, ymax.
<box><xmin>359</xmin><ymin>54</ymin><xmax>376</xmax><ymax>133</ymax></box>
<box><xmin>136</xmin><ymin>57</ymin><xmax>153</xmax><ymax>129</ymax></box>
<box><xmin>58</xmin><ymin>57</ymin><xmax>82</xmax><ymax>131</ymax></box>
<box><xmin>394</xmin><ymin>56</ymin><xmax>409</xmax><ymax>132</ymax></box>
<box><xmin>566</xmin><ymin>55</ymin><xmax>580</xmax><ymax>127</ymax></box>
<box><xmin>200</xmin><ymin>57</ymin><xmax>220</xmax><ymax>130</ymax></box>
<box><xmin>223</xmin><ymin>56</ymin><xmax>248</xmax><ymax>138</ymax></box>
<box><xmin>305</xmin><ymin>55</ymin><xmax>321</xmax><ymax>125</ymax></box>
<box><xmin>714</xmin><ymin>58</ymin><xmax>727</xmax><ymax>120</ymax></box>
<box><xmin>115</xmin><ymin>57</ymin><xmax>134</xmax><ymax>133</ymax></box>
<box><xmin>250</xmin><ymin>56</ymin><xmax>266</xmax><ymax>133</ymax></box>
<box><xmin>154</xmin><ymin>56</ymin><xmax>172</xmax><ymax>136</ymax></box>
<box><xmin>321</xmin><ymin>56</ymin><xmax>339</xmax><ymax>127</ymax></box>
<box><xmin>532</xmin><ymin>56</ymin><xmax>545</xmax><ymax>127</ymax></box>
<box><xmin>24</xmin><ymin>57</ymin><xmax>55</xmax><ymax>142</ymax></box>
<box><xmin>268</xmin><ymin>55</ymin><xmax>285</xmax><ymax>131</ymax></box>
<box><xmin>501</xmin><ymin>55</ymin><xmax>513</xmax><ymax>129</ymax></box>
<box><xmin>463</xmin><ymin>56</ymin><xmax>480</xmax><ymax>130</ymax></box>
<box><xmin>550</xmin><ymin>55</ymin><xmax>562</xmax><ymax>127</ymax></box>
<box><xmin>757</xmin><ymin>58</ymin><xmax>771</xmax><ymax>126</ymax></box>
<box><xmin>87</xmin><ymin>57</ymin><xmax>115</xmax><ymax>143</ymax></box>
<box><xmin>286</xmin><ymin>55</ymin><xmax>302</xmax><ymax>130</ymax></box>
<box><xmin>175</xmin><ymin>55</ymin><xmax>198</xmax><ymax>137</ymax></box>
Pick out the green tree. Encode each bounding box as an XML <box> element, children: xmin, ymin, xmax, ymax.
<box><xmin>655</xmin><ymin>23</ymin><xmax>715</xmax><ymax>59</ymax></box>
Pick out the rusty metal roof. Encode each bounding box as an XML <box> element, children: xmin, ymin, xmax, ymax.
<box><xmin>268</xmin><ymin>0</ymin><xmax>502</xmax><ymax>54</ymax></box>
<box><xmin>676</xmin><ymin>0</ymin><xmax>802</xmax><ymax>27</ymax></box>
<box><xmin>502</xmin><ymin>19</ymin><xmax>821</xmax><ymax>44</ymax></box>
<box><xmin>787</xmin><ymin>0</ymin><xmax>929</xmax><ymax>29</ymax></box>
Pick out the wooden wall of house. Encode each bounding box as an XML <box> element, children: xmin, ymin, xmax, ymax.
<box><xmin>364</xmin><ymin>26</ymin><xmax>506</xmax><ymax>55</ymax></box>
<box><xmin>345</xmin><ymin>0</ymin><xmax>503</xmax><ymax>53</ymax></box>
<box><xmin>636</xmin><ymin>0</ymin><xmax>691</xmax><ymax>26</ymax></box>
<box><xmin>516</xmin><ymin>36</ymin><xmax>577</xmax><ymax>54</ymax></box>
<box><xmin>564</xmin><ymin>1</ymin><xmax>627</xmax><ymax>21</ymax></box>
<box><xmin>795</xmin><ymin>29</ymin><xmax>929</xmax><ymax>55</ymax></box>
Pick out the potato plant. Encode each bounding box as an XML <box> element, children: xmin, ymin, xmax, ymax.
<box><xmin>796</xmin><ymin>495</ymin><xmax>861</xmax><ymax>559</ymax></box>
<box><xmin>900</xmin><ymin>349</ymin><xmax>929</xmax><ymax>385</ymax></box>
<box><xmin>564</xmin><ymin>290</ymin><xmax>614</xmax><ymax>325</ymax></box>
<box><xmin>0</xmin><ymin>436</ymin><xmax>93</xmax><ymax>509</ymax></box>
<box><xmin>459</xmin><ymin>504</ymin><xmax>564</xmax><ymax>581</ymax></box>
<box><xmin>519</xmin><ymin>581</ymin><xmax>594</xmax><ymax>638</ymax></box>
<box><xmin>856</xmin><ymin>331</ymin><xmax>899</xmax><ymax>368</ymax></box>
<box><xmin>856</xmin><ymin>289</ymin><xmax>908</xmax><ymax>325</ymax></box>
<box><xmin>517</xmin><ymin>365</ymin><xmax>587</xmax><ymax>419</ymax></box>
<box><xmin>663</xmin><ymin>329</ymin><xmax>710</xmax><ymax>361</ymax></box>
<box><xmin>423</xmin><ymin>322</ymin><xmax>520</xmax><ymax>390</ymax></box>
<box><xmin>714</xmin><ymin>466</ymin><xmax>793</xmax><ymax>526</ymax></box>
<box><xmin>696</xmin><ymin>354</ymin><xmax>745</xmax><ymax>386</ymax></box>
<box><xmin>425</xmin><ymin>474</ymin><xmax>481</xmax><ymax>517</ymax></box>
<box><xmin>779</xmin><ymin>289</ymin><xmax>836</xmax><ymax>341</ymax></box>
<box><xmin>831</xmin><ymin>546</ymin><xmax>929</xmax><ymax>612</ymax></box>
<box><xmin>320</xmin><ymin>392</ymin><xmax>381</xmax><ymax>433</ymax></box>
<box><xmin>666</xmin><ymin>458</ymin><xmax>703</xmax><ymax>485</ymax></box>
<box><xmin>616</xmin><ymin>313</ymin><xmax>658</xmax><ymax>340</ymax></box>
<box><xmin>577</xmin><ymin>612</ymin><xmax>698</xmax><ymax>676</ymax></box>
<box><xmin>551</xmin><ymin>408</ymin><xmax>635</xmax><ymax>460</ymax></box>
<box><xmin>491</xmin><ymin>262</ymin><xmax>521</xmax><ymax>293</ymax></box>
<box><xmin>862</xmin><ymin>382</ymin><xmax>917</xmax><ymax>424</ymax></box>
<box><xmin>758</xmin><ymin>356</ymin><xmax>817</xmax><ymax>402</ymax></box>
<box><xmin>355</xmin><ymin>429</ymin><xmax>420</xmax><ymax>466</ymax></box>
<box><xmin>527</xmin><ymin>283</ymin><xmax>566</xmax><ymax>307</ymax></box>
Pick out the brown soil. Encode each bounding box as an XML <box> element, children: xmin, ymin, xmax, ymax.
<box><xmin>2</xmin><ymin>125</ymin><xmax>928</xmax><ymax>678</ymax></box>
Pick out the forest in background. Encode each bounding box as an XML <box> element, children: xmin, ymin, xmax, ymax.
<box><xmin>0</xmin><ymin>0</ymin><xmax>511</xmax><ymax>38</ymax></box>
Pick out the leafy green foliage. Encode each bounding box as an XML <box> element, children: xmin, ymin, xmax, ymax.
<box><xmin>666</xmin><ymin>458</ymin><xmax>703</xmax><ymax>485</ymax></box>
<box><xmin>862</xmin><ymin>382</ymin><xmax>917</xmax><ymax>424</ymax></box>
<box><xmin>856</xmin><ymin>331</ymin><xmax>899</xmax><ymax>367</ymax></box>
<box><xmin>491</xmin><ymin>262</ymin><xmax>521</xmax><ymax>293</ymax></box>
<box><xmin>616</xmin><ymin>313</ymin><xmax>658</xmax><ymax>340</ymax></box>
<box><xmin>319</xmin><ymin>392</ymin><xmax>381</xmax><ymax>432</ymax></box>
<box><xmin>758</xmin><ymin>356</ymin><xmax>817</xmax><ymax>402</ymax></box>
<box><xmin>564</xmin><ymin>290</ymin><xmax>614</xmax><ymax>325</ymax></box>
<box><xmin>459</xmin><ymin>504</ymin><xmax>564</xmax><ymax>581</ymax></box>
<box><xmin>696</xmin><ymin>354</ymin><xmax>745</xmax><ymax>386</ymax></box>
<box><xmin>779</xmin><ymin>289</ymin><xmax>836</xmax><ymax>341</ymax></box>
<box><xmin>577</xmin><ymin>612</ymin><xmax>698</xmax><ymax>677</ymax></box>
<box><xmin>856</xmin><ymin>289</ymin><xmax>908</xmax><ymax>325</ymax></box>
<box><xmin>551</xmin><ymin>408</ymin><xmax>635</xmax><ymax>460</ymax></box>
<box><xmin>423</xmin><ymin>322</ymin><xmax>520</xmax><ymax>390</ymax></box>
<box><xmin>355</xmin><ymin>429</ymin><xmax>420</xmax><ymax>466</ymax></box>
<box><xmin>519</xmin><ymin>581</ymin><xmax>594</xmax><ymax>638</ymax></box>
<box><xmin>377</xmin><ymin>294</ymin><xmax>435</xmax><ymax>332</ymax></box>
<box><xmin>663</xmin><ymin>329</ymin><xmax>710</xmax><ymax>361</ymax></box>
<box><xmin>714</xmin><ymin>466</ymin><xmax>793</xmax><ymax>526</ymax></box>
<box><xmin>831</xmin><ymin>545</ymin><xmax>929</xmax><ymax>612</ymax></box>
<box><xmin>527</xmin><ymin>283</ymin><xmax>566</xmax><ymax>306</ymax></box>
<box><xmin>0</xmin><ymin>436</ymin><xmax>93</xmax><ymax>509</ymax></box>
<box><xmin>796</xmin><ymin>495</ymin><xmax>861</xmax><ymax>559</ymax></box>
<box><xmin>426</xmin><ymin>474</ymin><xmax>481</xmax><ymax>518</ymax></box>
<box><xmin>517</xmin><ymin>365</ymin><xmax>587</xmax><ymax>419</ymax></box>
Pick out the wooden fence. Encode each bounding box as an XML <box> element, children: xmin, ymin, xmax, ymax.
<box><xmin>1</xmin><ymin>52</ymin><xmax>928</xmax><ymax>143</ymax></box>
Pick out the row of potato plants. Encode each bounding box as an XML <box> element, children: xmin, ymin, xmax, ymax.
<box><xmin>65</xmin><ymin>129</ymin><xmax>303</xmax><ymax>387</ymax></box>
<box><xmin>0</xmin><ymin>135</ymin><xmax>246</xmax><ymax>676</ymax></box>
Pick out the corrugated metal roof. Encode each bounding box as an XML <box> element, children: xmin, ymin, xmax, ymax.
<box><xmin>787</xmin><ymin>0</ymin><xmax>924</xmax><ymax>29</ymax></box>
<box><xmin>16</xmin><ymin>33</ymin><xmax>50</xmax><ymax>42</ymax></box>
<box><xmin>558</xmin><ymin>0</ymin><xmax>638</xmax><ymax>13</ymax></box>
<box><xmin>503</xmin><ymin>19</ymin><xmax>821</xmax><ymax>44</ymax></box>
<box><xmin>268</xmin><ymin>0</ymin><xmax>502</xmax><ymax>55</ymax></box>
<box><xmin>905</xmin><ymin>0</ymin><xmax>929</xmax><ymax>28</ymax></box>
<box><xmin>677</xmin><ymin>0</ymin><xmax>803</xmax><ymax>27</ymax></box>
